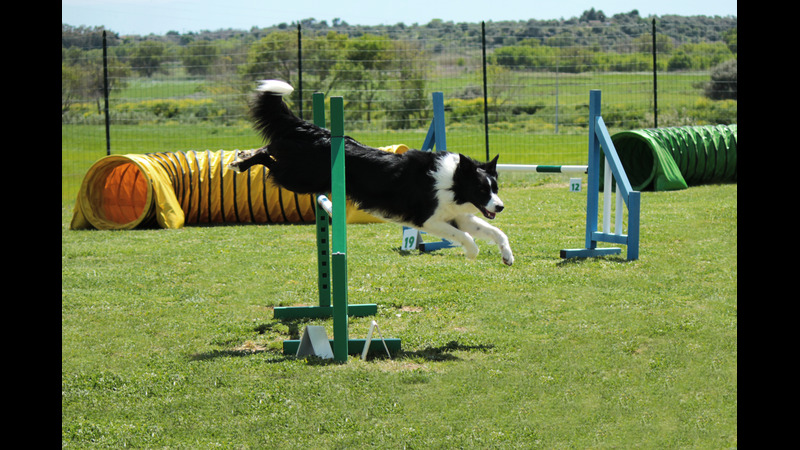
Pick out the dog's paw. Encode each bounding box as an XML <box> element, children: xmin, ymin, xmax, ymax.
<box><xmin>228</xmin><ymin>150</ymin><xmax>251</xmax><ymax>173</ymax></box>
<box><xmin>228</xmin><ymin>151</ymin><xmax>243</xmax><ymax>172</ymax></box>
<box><xmin>501</xmin><ymin>246</ymin><xmax>514</xmax><ymax>266</ymax></box>
<box><xmin>463</xmin><ymin>242</ymin><xmax>480</xmax><ymax>260</ymax></box>
<box><xmin>228</xmin><ymin>161</ymin><xmax>242</xmax><ymax>173</ymax></box>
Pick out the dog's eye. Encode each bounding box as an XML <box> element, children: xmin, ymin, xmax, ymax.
<box><xmin>485</xmin><ymin>177</ymin><xmax>497</xmax><ymax>193</ymax></box>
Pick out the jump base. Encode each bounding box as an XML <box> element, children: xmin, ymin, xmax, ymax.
<box><xmin>274</xmin><ymin>304</ymin><xmax>378</xmax><ymax>320</ymax></box>
<box><xmin>283</xmin><ymin>338</ymin><xmax>402</xmax><ymax>356</ymax></box>
<box><xmin>560</xmin><ymin>247</ymin><xmax>622</xmax><ymax>259</ymax></box>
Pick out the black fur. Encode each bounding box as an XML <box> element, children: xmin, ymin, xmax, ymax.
<box><xmin>234</xmin><ymin>88</ymin><xmax>499</xmax><ymax>227</ymax></box>
<box><xmin>230</xmin><ymin>81</ymin><xmax>514</xmax><ymax>265</ymax></box>
<box><xmin>452</xmin><ymin>153</ymin><xmax>501</xmax><ymax>219</ymax></box>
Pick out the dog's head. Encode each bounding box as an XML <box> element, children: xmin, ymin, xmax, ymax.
<box><xmin>454</xmin><ymin>154</ymin><xmax>504</xmax><ymax>220</ymax></box>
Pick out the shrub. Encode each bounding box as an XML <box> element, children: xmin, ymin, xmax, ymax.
<box><xmin>110</xmin><ymin>98</ymin><xmax>227</xmax><ymax>123</ymax></box>
<box><xmin>704</xmin><ymin>59</ymin><xmax>737</xmax><ymax>100</ymax></box>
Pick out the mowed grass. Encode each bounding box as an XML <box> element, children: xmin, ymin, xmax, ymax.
<box><xmin>62</xmin><ymin>176</ymin><xmax>736</xmax><ymax>448</ymax></box>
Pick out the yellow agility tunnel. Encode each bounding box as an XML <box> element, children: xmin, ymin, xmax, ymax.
<box><xmin>70</xmin><ymin>146</ymin><xmax>408</xmax><ymax>230</ymax></box>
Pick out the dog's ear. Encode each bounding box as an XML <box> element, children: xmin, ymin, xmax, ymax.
<box><xmin>485</xmin><ymin>155</ymin><xmax>499</xmax><ymax>175</ymax></box>
<box><xmin>458</xmin><ymin>153</ymin><xmax>476</xmax><ymax>170</ymax></box>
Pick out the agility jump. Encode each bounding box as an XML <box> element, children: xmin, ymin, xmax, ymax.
<box><xmin>405</xmin><ymin>89</ymin><xmax>640</xmax><ymax>261</ymax></box>
<box><xmin>276</xmin><ymin>93</ymin><xmax>400</xmax><ymax>362</ymax></box>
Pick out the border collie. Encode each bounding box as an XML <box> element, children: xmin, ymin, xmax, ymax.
<box><xmin>230</xmin><ymin>80</ymin><xmax>514</xmax><ymax>266</ymax></box>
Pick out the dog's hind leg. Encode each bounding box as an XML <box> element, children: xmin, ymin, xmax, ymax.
<box><xmin>454</xmin><ymin>215</ymin><xmax>514</xmax><ymax>266</ymax></box>
<box><xmin>228</xmin><ymin>146</ymin><xmax>273</xmax><ymax>173</ymax></box>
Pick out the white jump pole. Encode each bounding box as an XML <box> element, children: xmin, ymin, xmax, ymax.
<box><xmin>497</xmin><ymin>164</ymin><xmax>588</xmax><ymax>176</ymax></box>
<box><xmin>615</xmin><ymin>182</ymin><xmax>624</xmax><ymax>235</ymax></box>
<box><xmin>316</xmin><ymin>194</ymin><xmax>333</xmax><ymax>218</ymax></box>
<box><xmin>603</xmin><ymin>158</ymin><xmax>612</xmax><ymax>233</ymax></box>
<box><xmin>602</xmin><ymin>158</ymin><xmax>627</xmax><ymax>236</ymax></box>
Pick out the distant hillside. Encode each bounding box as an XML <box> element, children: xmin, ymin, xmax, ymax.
<box><xmin>63</xmin><ymin>9</ymin><xmax>736</xmax><ymax>49</ymax></box>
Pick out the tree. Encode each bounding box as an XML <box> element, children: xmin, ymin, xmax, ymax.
<box><xmin>632</xmin><ymin>33</ymin><xmax>673</xmax><ymax>54</ymax></box>
<box><xmin>240</xmin><ymin>31</ymin><xmax>297</xmax><ymax>85</ymax></box>
<box><xmin>705</xmin><ymin>59</ymin><xmax>736</xmax><ymax>100</ymax></box>
<box><xmin>301</xmin><ymin>31</ymin><xmax>348</xmax><ymax>95</ymax></box>
<box><xmin>130</xmin><ymin>41</ymin><xmax>166</xmax><ymax>77</ymax></box>
<box><xmin>579</xmin><ymin>8</ymin><xmax>606</xmax><ymax>22</ymax></box>
<box><xmin>62</xmin><ymin>48</ymin><xmax>130</xmax><ymax>115</ymax></box>
<box><xmin>62</xmin><ymin>24</ymin><xmax>120</xmax><ymax>49</ymax></box>
<box><xmin>62</xmin><ymin>63</ymin><xmax>82</xmax><ymax>115</ymax></box>
<box><xmin>385</xmin><ymin>41</ymin><xmax>430</xmax><ymax>129</ymax></box>
<box><xmin>722</xmin><ymin>28</ymin><xmax>737</xmax><ymax>54</ymax></box>
<box><xmin>335</xmin><ymin>34</ymin><xmax>396</xmax><ymax>123</ymax></box>
<box><xmin>181</xmin><ymin>40</ymin><xmax>219</xmax><ymax>76</ymax></box>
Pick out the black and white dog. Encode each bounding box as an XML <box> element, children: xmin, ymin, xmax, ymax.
<box><xmin>230</xmin><ymin>80</ymin><xmax>514</xmax><ymax>266</ymax></box>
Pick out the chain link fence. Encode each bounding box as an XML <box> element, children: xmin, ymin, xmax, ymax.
<box><xmin>62</xmin><ymin>18</ymin><xmax>736</xmax><ymax>201</ymax></box>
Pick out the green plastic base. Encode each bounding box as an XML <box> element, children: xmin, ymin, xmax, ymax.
<box><xmin>273</xmin><ymin>304</ymin><xmax>377</xmax><ymax>319</ymax></box>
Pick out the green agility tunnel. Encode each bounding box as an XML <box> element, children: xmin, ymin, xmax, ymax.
<box><xmin>70</xmin><ymin>146</ymin><xmax>408</xmax><ymax>230</ymax></box>
<box><xmin>602</xmin><ymin>124</ymin><xmax>737</xmax><ymax>191</ymax></box>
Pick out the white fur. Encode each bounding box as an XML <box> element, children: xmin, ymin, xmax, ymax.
<box><xmin>256</xmin><ymin>80</ymin><xmax>294</xmax><ymax>96</ymax></box>
<box><xmin>416</xmin><ymin>153</ymin><xmax>514</xmax><ymax>266</ymax></box>
<box><xmin>486</xmin><ymin>177</ymin><xmax>505</xmax><ymax>214</ymax></box>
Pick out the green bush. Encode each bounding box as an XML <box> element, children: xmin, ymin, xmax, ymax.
<box><xmin>59</xmin><ymin>98</ymin><xmax>235</xmax><ymax>124</ymax></box>
<box><xmin>704</xmin><ymin>59</ymin><xmax>736</xmax><ymax>100</ymax></box>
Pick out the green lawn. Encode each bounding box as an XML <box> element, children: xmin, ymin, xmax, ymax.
<box><xmin>62</xmin><ymin>177</ymin><xmax>737</xmax><ymax>448</ymax></box>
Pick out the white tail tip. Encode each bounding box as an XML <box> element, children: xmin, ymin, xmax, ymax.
<box><xmin>256</xmin><ymin>80</ymin><xmax>294</xmax><ymax>96</ymax></box>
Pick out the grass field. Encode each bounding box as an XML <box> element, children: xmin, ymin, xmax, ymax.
<box><xmin>62</xmin><ymin>175</ymin><xmax>737</xmax><ymax>448</ymax></box>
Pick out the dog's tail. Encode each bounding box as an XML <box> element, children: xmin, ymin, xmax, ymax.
<box><xmin>250</xmin><ymin>80</ymin><xmax>299</xmax><ymax>142</ymax></box>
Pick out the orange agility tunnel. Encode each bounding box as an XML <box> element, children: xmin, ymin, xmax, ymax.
<box><xmin>70</xmin><ymin>147</ymin><xmax>408</xmax><ymax>230</ymax></box>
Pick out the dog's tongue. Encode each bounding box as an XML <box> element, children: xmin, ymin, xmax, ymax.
<box><xmin>481</xmin><ymin>208</ymin><xmax>496</xmax><ymax>220</ymax></box>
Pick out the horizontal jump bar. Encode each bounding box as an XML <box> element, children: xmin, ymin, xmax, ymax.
<box><xmin>497</xmin><ymin>164</ymin><xmax>588</xmax><ymax>175</ymax></box>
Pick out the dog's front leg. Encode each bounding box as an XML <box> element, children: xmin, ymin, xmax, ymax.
<box><xmin>418</xmin><ymin>221</ymin><xmax>480</xmax><ymax>260</ymax></box>
<box><xmin>454</xmin><ymin>215</ymin><xmax>514</xmax><ymax>266</ymax></box>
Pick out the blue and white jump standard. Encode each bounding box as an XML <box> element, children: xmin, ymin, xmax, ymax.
<box><xmin>560</xmin><ymin>90</ymin><xmax>640</xmax><ymax>261</ymax></box>
<box><xmin>404</xmin><ymin>89</ymin><xmax>640</xmax><ymax>261</ymax></box>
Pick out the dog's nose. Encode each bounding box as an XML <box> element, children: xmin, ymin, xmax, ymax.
<box><xmin>495</xmin><ymin>205</ymin><xmax>504</xmax><ymax>213</ymax></box>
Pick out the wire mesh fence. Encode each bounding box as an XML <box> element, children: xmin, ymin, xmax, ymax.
<box><xmin>62</xmin><ymin>18</ymin><xmax>736</xmax><ymax>201</ymax></box>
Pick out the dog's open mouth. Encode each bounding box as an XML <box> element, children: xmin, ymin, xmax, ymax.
<box><xmin>480</xmin><ymin>207</ymin><xmax>496</xmax><ymax>220</ymax></box>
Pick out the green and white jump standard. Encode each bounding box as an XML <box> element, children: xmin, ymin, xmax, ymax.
<box><xmin>276</xmin><ymin>93</ymin><xmax>401</xmax><ymax>362</ymax></box>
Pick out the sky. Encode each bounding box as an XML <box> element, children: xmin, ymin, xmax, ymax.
<box><xmin>63</xmin><ymin>0</ymin><xmax>737</xmax><ymax>36</ymax></box>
